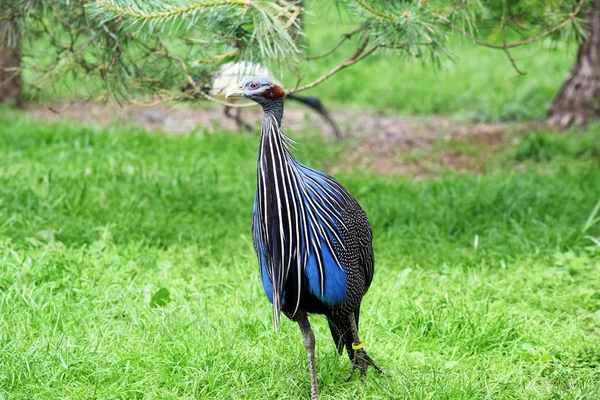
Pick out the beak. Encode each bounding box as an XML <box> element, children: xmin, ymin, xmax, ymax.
<box><xmin>225</xmin><ymin>85</ymin><xmax>245</xmax><ymax>99</ymax></box>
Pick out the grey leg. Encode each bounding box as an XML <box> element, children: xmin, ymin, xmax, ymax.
<box><xmin>223</xmin><ymin>106</ymin><xmax>238</xmax><ymax>130</ymax></box>
<box><xmin>236</xmin><ymin>108</ymin><xmax>254</xmax><ymax>133</ymax></box>
<box><xmin>297</xmin><ymin>312</ymin><xmax>319</xmax><ymax>400</ymax></box>
<box><xmin>345</xmin><ymin>312</ymin><xmax>385</xmax><ymax>381</ymax></box>
<box><xmin>224</xmin><ymin>106</ymin><xmax>253</xmax><ymax>132</ymax></box>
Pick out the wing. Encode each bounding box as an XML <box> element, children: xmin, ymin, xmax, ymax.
<box><xmin>293</xmin><ymin>162</ymin><xmax>353</xmax><ymax>308</ymax></box>
<box><xmin>300</xmin><ymin>163</ymin><xmax>374</xmax><ymax>292</ymax></box>
<box><xmin>357</xmin><ymin>210</ymin><xmax>374</xmax><ymax>290</ymax></box>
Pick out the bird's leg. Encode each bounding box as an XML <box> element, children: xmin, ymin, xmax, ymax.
<box><xmin>345</xmin><ymin>312</ymin><xmax>385</xmax><ymax>382</ymax></box>
<box><xmin>223</xmin><ymin>106</ymin><xmax>253</xmax><ymax>133</ymax></box>
<box><xmin>297</xmin><ymin>312</ymin><xmax>319</xmax><ymax>400</ymax></box>
<box><xmin>236</xmin><ymin>108</ymin><xmax>254</xmax><ymax>133</ymax></box>
<box><xmin>224</xmin><ymin>106</ymin><xmax>233</xmax><ymax>119</ymax></box>
<box><xmin>223</xmin><ymin>106</ymin><xmax>238</xmax><ymax>130</ymax></box>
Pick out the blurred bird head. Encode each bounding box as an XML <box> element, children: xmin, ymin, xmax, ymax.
<box><xmin>225</xmin><ymin>77</ymin><xmax>286</xmax><ymax>104</ymax></box>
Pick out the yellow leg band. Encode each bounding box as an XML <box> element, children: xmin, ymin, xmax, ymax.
<box><xmin>352</xmin><ymin>341</ymin><xmax>364</xmax><ymax>350</ymax></box>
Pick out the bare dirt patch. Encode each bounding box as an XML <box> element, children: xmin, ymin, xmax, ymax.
<box><xmin>25</xmin><ymin>101</ymin><xmax>541</xmax><ymax>176</ymax></box>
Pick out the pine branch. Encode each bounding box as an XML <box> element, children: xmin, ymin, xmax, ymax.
<box><xmin>6</xmin><ymin>0</ymin><xmax>595</xmax><ymax>108</ymax></box>
<box><xmin>289</xmin><ymin>31</ymin><xmax>406</xmax><ymax>94</ymax></box>
<box><xmin>304</xmin><ymin>25</ymin><xmax>367</xmax><ymax>60</ymax></box>
<box><xmin>500</xmin><ymin>22</ymin><xmax>525</xmax><ymax>76</ymax></box>
<box><xmin>179</xmin><ymin>31</ymin><xmax>391</xmax><ymax>108</ymax></box>
<box><xmin>451</xmin><ymin>0</ymin><xmax>588</xmax><ymax>50</ymax></box>
<box><xmin>88</xmin><ymin>0</ymin><xmax>303</xmax><ymax>62</ymax></box>
<box><xmin>351</xmin><ymin>0</ymin><xmax>396</xmax><ymax>24</ymax></box>
<box><xmin>92</xmin><ymin>0</ymin><xmax>248</xmax><ymax>23</ymax></box>
<box><xmin>342</xmin><ymin>0</ymin><xmax>452</xmax><ymax>64</ymax></box>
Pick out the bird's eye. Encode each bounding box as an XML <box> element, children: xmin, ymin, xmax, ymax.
<box><xmin>250</xmin><ymin>82</ymin><xmax>259</xmax><ymax>89</ymax></box>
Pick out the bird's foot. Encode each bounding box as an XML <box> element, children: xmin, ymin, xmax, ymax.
<box><xmin>345</xmin><ymin>349</ymin><xmax>385</xmax><ymax>382</ymax></box>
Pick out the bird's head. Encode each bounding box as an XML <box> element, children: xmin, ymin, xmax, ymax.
<box><xmin>225</xmin><ymin>76</ymin><xmax>286</xmax><ymax>105</ymax></box>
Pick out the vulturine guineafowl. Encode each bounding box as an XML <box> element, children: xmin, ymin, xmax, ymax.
<box><xmin>212</xmin><ymin>62</ymin><xmax>341</xmax><ymax>139</ymax></box>
<box><xmin>226</xmin><ymin>77</ymin><xmax>383</xmax><ymax>399</ymax></box>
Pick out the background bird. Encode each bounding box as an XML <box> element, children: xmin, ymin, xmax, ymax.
<box><xmin>226</xmin><ymin>77</ymin><xmax>383</xmax><ymax>399</ymax></box>
<box><xmin>210</xmin><ymin>62</ymin><xmax>341</xmax><ymax>138</ymax></box>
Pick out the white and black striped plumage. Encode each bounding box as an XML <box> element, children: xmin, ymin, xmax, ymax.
<box><xmin>226</xmin><ymin>77</ymin><xmax>383</xmax><ymax>400</ymax></box>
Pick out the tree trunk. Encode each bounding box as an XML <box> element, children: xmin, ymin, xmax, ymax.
<box><xmin>547</xmin><ymin>0</ymin><xmax>600</xmax><ymax>129</ymax></box>
<box><xmin>0</xmin><ymin>19</ymin><xmax>22</xmax><ymax>107</ymax></box>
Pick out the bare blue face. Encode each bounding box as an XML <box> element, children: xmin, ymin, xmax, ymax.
<box><xmin>225</xmin><ymin>76</ymin><xmax>285</xmax><ymax>101</ymax></box>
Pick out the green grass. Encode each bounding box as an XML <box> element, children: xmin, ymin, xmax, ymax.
<box><xmin>1</xmin><ymin>113</ymin><xmax>600</xmax><ymax>399</ymax></box>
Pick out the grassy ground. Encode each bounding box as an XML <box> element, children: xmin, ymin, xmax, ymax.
<box><xmin>1</xmin><ymin>112</ymin><xmax>599</xmax><ymax>399</ymax></box>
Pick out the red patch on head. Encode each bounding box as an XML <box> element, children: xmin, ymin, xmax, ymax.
<box><xmin>263</xmin><ymin>85</ymin><xmax>286</xmax><ymax>99</ymax></box>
